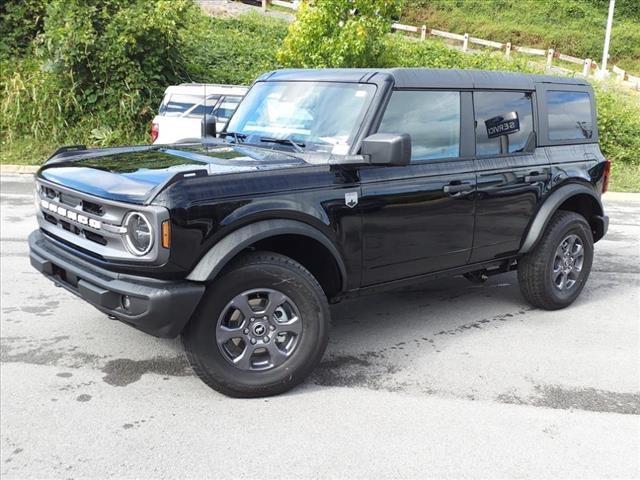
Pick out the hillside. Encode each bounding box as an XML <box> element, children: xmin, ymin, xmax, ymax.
<box><xmin>401</xmin><ymin>0</ymin><xmax>640</xmax><ymax>73</ymax></box>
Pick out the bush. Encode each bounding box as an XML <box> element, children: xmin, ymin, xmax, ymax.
<box><xmin>278</xmin><ymin>0</ymin><xmax>402</xmax><ymax>68</ymax></box>
<box><xmin>2</xmin><ymin>0</ymin><xmax>212</xmax><ymax>146</ymax></box>
<box><xmin>594</xmin><ymin>86</ymin><xmax>640</xmax><ymax>167</ymax></box>
<box><xmin>0</xmin><ymin>0</ymin><xmax>47</xmax><ymax>59</ymax></box>
<box><xmin>0</xmin><ymin>3</ymin><xmax>288</xmax><ymax>150</ymax></box>
<box><xmin>184</xmin><ymin>13</ymin><xmax>287</xmax><ymax>85</ymax></box>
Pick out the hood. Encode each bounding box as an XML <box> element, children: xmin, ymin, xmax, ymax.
<box><xmin>39</xmin><ymin>143</ymin><xmax>309</xmax><ymax>204</ymax></box>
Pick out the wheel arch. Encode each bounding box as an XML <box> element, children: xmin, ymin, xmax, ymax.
<box><xmin>520</xmin><ymin>183</ymin><xmax>605</xmax><ymax>254</ymax></box>
<box><xmin>186</xmin><ymin>219</ymin><xmax>347</xmax><ymax>298</ymax></box>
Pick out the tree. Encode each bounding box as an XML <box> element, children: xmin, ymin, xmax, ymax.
<box><xmin>278</xmin><ymin>0</ymin><xmax>402</xmax><ymax>68</ymax></box>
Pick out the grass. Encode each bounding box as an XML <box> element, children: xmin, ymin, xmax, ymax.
<box><xmin>609</xmin><ymin>162</ymin><xmax>640</xmax><ymax>193</ymax></box>
<box><xmin>401</xmin><ymin>0</ymin><xmax>640</xmax><ymax>73</ymax></box>
<box><xmin>1</xmin><ymin>137</ymin><xmax>56</xmax><ymax>166</ymax></box>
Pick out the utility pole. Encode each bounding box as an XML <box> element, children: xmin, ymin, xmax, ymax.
<box><xmin>600</xmin><ymin>0</ymin><xmax>615</xmax><ymax>75</ymax></box>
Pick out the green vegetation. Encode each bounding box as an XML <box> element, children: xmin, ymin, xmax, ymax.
<box><xmin>593</xmin><ymin>86</ymin><xmax>640</xmax><ymax>192</ymax></box>
<box><xmin>402</xmin><ymin>0</ymin><xmax>640</xmax><ymax>73</ymax></box>
<box><xmin>278</xmin><ymin>0</ymin><xmax>401</xmax><ymax>68</ymax></box>
<box><xmin>610</xmin><ymin>162</ymin><xmax>640</xmax><ymax>192</ymax></box>
<box><xmin>1</xmin><ymin>0</ymin><xmax>638</xmax><ymax>190</ymax></box>
<box><xmin>381</xmin><ymin>34</ymin><xmax>535</xmax><ymax>73</ymax></box>
<box><xmin>0</xmin><ymin>0</ymin><xmax>286</xmax><ymax>156</ymax></box>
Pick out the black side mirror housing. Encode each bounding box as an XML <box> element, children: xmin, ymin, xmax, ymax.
<box><xmin>361</xmin><ymin>133</ymin><xmax>411</xmax><ymax>166</ymax></box>
<box><xmin>202</xmin><ymin>115</ymin><xmax>217</xmax><ymax>138</ymax></box>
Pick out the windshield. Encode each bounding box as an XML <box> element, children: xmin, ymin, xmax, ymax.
<box><xmin>225</xmin><ymin>81</ymin><xmax>376</xmax><ymax>155</ymax></box>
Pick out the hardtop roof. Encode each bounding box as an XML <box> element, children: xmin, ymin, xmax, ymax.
<box><xmin>258</xmin><ymin>68</ymin><xmax>590</xmax><ymax>90</ymax></box>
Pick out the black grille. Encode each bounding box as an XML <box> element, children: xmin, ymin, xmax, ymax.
<box><xmin>83</xmin><ymin>229</ymin><xmax>107</xmax><ymax>246</ymax></box>
<box><xmin>43</xmin><ymin>213</ymin><xmax>57</xmax><ymax>225</ymax></box>
<box><xmin>82</xmin><ymin>200</ymin><xmax>105</xmax><ymax>217</ymax></box>
<box><xmin>43</xmin><ymin>187</ymin><xmax>57</xmax><ymax>199</ymax></box>
<box><xmin>59</xmin><ymin>192</ymin><xmax>82</xmax><ymax>208</ymax></box>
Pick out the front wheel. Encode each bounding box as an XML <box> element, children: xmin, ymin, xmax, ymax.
<box><xmin>182</xmin><ymin>251</ymin><xmax>330</xmax><ymax>397</ymax></box>
<box><xmin>518</xmin><ymin>210</ymin><xmax>594</xmax><ymax>310</ymax></box>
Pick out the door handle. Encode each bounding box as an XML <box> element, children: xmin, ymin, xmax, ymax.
<box><xmin>524</xmin><ymin>172</ymin><xmax>550</xmax><ymax>183</ymax></box>
<box><xmin>443</xmin><ymin>182</ymin><xmax>473</xmax><ymax>194</ymax></box>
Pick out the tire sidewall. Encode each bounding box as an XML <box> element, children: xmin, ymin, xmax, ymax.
<box><xmin>543</xmin><ymin>216</ymin><xmax>594</xmax><ymax>305</ymax></box>
<box><xmin>184</xmin><ymin>259</ymin><xmax>329</xmax><ymax>394</ymax></box>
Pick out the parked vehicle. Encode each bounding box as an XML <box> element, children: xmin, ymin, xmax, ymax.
<box><xmin>29</xmin><ymin>68</ymin><xmax>609</xmax><ymax>397</ymax></box>
<box><xmin>151</xmin><ymin>83</ymin><xmax>247</xmax><ymax>144</ymax></box>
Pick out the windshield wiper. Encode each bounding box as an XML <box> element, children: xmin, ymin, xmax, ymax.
<box><xmin>220</xmin><ymin>131</ymin><xmax>246</xmax><ymax>143</ymax></box>
<box><xmin>259</xmin><ymin>136</ymin><xmax>305</xmax><ymax>153</ymax></box>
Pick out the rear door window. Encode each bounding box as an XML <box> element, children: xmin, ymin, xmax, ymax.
<box><xmin>546</xmin><ymin>91</ymin><xmax>593</xmax><ymax>140</ymax></box>
<box><xmin>377</xmin><ymin>90</ymin><xmax>461</xmax><ymax>162</ymax></box>
<box><xmin>474</xmin><ymin>91</ymin><xmax>534</xmax><ymax>156</ymax></box>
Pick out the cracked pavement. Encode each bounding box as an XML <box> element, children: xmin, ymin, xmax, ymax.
<box><xmin>1</xmin><ymin>173</ymin><xmax>639</xmax><ymax>478</ymax></box>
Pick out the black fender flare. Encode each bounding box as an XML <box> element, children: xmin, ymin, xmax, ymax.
<box><xmin>519</xmin><ymin>183</ymin><xmax>604</xmax><ymax>253</ymax></box>
<box><xmin>186</xmin><ymin>219</ymin><xmax>348</xmax><ymax>286</ymax></box>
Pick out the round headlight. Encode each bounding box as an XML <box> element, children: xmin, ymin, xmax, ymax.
<box><xmin>124</xmin><ymin>212</ymin><xmax>153</xmax><ymax>256</ymax></box>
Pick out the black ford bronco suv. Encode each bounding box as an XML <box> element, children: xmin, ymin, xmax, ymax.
<box><xmin>29</xmin><ymin>68</ymin><xmax>610</xmax><ymax>397</ymax></box>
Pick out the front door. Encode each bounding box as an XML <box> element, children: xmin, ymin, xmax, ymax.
<box><xmin>359</xmin><ymin>89</ymin><xmax>476</xmax><ymax>286</ymax></box>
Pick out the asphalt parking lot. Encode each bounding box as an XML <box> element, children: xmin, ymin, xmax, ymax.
<box><xmin>1</xmin><ymin>173</ymin><xmax>639</xmax><ymax>478</ymax></box>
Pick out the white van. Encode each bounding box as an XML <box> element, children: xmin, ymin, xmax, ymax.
<box><xmin>151</xmin><ymin>84</ymin><xmax>248</xmax><ymax>144</ymax></box>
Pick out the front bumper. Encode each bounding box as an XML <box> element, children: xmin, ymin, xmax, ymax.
<box><xmin>28</xmin><ymin>230</ymin><xmax>205</xmax><ymax>338</ymax></box>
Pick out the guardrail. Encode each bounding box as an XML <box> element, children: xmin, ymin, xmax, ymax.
<box><xmin>259</xmin><ymin>0</ymin><xmax>639</xmax><ymax>90</ymax></box>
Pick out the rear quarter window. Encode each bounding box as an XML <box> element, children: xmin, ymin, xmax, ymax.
<box><xmin>546</xmin><ymin>91</ymin><xmax>594</xmax><ymax>141</ymax></box>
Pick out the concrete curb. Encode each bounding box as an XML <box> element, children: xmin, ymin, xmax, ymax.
<box><xmin>1</xmin><ymin>165</ymin><xmax>39</xmax><ymax>174</ymax></box>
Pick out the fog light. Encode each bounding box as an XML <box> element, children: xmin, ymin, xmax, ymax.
<box><xmin>121</xmin><ymin>295</ymin><xmax>131</xmax><ymax>310</ymax></box>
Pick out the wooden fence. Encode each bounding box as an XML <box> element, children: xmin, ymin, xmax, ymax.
<box><xmin>260</xmin><ymin>0</ymin><xmax>639</xmax><ymax>89</ymax></box>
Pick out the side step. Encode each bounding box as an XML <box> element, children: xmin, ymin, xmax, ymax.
<box><xmin>463</xmin><ymin>259</ymin><xmax>517</xmax><ymax>283</ymax></box>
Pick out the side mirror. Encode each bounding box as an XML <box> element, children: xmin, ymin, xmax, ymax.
<box><xmin>202</xmin><ymin>115</ymin><xmax>217</xmax><ymax>138</ymax></box>
<box><xmin>361</xmin><ymin>133</ymin><xmax>411</xmax><ymax>166</ymax></box>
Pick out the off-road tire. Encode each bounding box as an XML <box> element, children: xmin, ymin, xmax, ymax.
<box><xmin>182</xmin><ymin>251</ymin><xmax>330</xmax><ymax>397</ymax></box>
<box><xmin>518</xmin><ymin>210</ymin><xmax>594</xmax><ymax>310</ymax></box>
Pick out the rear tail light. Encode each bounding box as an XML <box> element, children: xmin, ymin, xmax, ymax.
<box><xmin>150</xmin><ymin>122</ymin><xmax>159</xmax><ymax>143</ymax></box>
<box><xmin>602</xmin><ymin>160</ymin><xmax>612</xmax><ymax>193</ymax></box>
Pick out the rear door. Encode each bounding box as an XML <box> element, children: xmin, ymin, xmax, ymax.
<box><xmin>470</xmin><ymin>90</ymin><xmax>551</xmax><ymax>262</ymax></box>
<box><xmin>359</xmin><ymin>89</ymin><xmax>477</xmax><ymax>286</ymax></box>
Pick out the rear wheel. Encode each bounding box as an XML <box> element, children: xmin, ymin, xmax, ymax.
<box><xmin>518</xmin><ymin>211</ymin><xmax>594</xmax><ymax>310</ymax></box>
<box><xmin>182</xmin><ymin>251</ymin><xmax>330</xmax><ymax>397</ymax></box>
